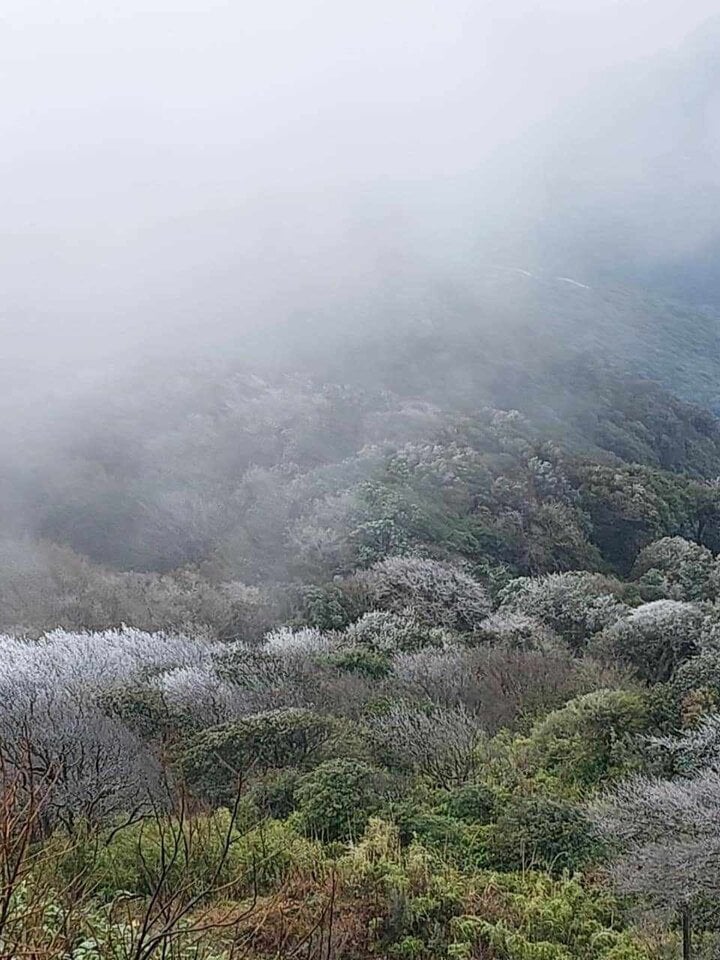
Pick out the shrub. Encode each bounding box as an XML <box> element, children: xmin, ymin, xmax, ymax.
<box><xmin>591</xmin><ymin>600</ymin><xmax>706</xmax><ymax>683</ymax></box>
<box><xmin>62</xmin><ymin>809</ymin><xmax>322</xmax><ymax>899</ymax></box>
<box><xmin>520</xmin><ymin>689</ymin><xmax>649</xmax><ymax>789</ymax></box>
<box><xmin>392</xmin><ymin>647</ymin><xmax>477</xmax><ymax>709</ymax></box>
<box><xmin>176</xmin><ymin>708</ymin><xmax>341</xmax><ymax>805</ymax></box>
<box><xmin>486</xmin><ymin>795</ymin><xmax>600</xmax><ymax>874</ymax></box>
<box><xmin>395</xmin><ymin>812</ymin><xmax>486</xmax><ymax>869</ymax></box>
<box><xmin>246</xmin><ymin>767</ymin><xmax>301</xmax><ymax>819</ymax></box>
<box><xmin>300</xmin><ymin>581</ymin><xmax>371</xmax><ymax>630</ymax></box>
<box><xmin>325</xmin><ymin>648</ymin><xmax>394</xmax><ymax>679</ymax></box>
<box><xmin>360</xmin><ymin>556</ymin><xmax>491</xmax><ymax>631</ymax></box>
<box><xmin>590</xmin><ymin>716</ymin><xmax>720</xmax><ymax>916</ymax></box>
<box><xmin>294</xmin><ymin>758</ymin><xmax>389</xmax><ymax>840</ymax></box>
<box><xmin>213</xmin><ymin>644</ymin><xmax>288</xmax><ymax>689</ymax></box>
<box><xmin>668</xmin><ymin>650</ymin><xmax>720</xmax><ymax>724</ymax></box>
<box><xmin>442</xmin><ymin>782</ymin><xmax>499</xmax><ymax>825</ymax></box>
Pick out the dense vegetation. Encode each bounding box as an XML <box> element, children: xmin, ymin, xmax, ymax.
<box><xmin>4</xmin><ymin>302</ymin><xmax>720</xmax><ymax>958</ymax></box>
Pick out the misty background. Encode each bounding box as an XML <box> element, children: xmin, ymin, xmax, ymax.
<box><xmin>3</xmin><ymin>0</ymin><xmax>720</xmax><ymax>593</ymax></box>
<box><xmin>3</xmin><ymin>0</ymin><xmax>720</xmax><ymax>378</ymax></box>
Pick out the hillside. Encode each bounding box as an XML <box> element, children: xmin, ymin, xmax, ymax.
<box><xmin>5</xmin><ymin>344</ymin><xmax>720</xmax><ymax>956</ymax></box>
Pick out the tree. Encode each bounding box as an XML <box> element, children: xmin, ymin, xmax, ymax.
<box><xmin>498</xmin><ymin>572</ymin><xmax>628</xmax><ymax>652</ymax></box>
<box><xmin>361</xmin><ymin>556</ymin><xmax>491</xmax><ymax>631</ymax></box>
<box><xmin>176</xmin><ymin>709</ymin><xmax>341</xmax><ymax>805</ymax></box>
<box><xmin>591</xmin><ymin>716</ymin><xmax>720</xmax><ymax>954</ymax></box>
<box><xmin>343</xmin><ymin>611</ymin><xmax>452</xmax><ymax>653</ymax></box>
<box><xmin>592</xmin><ymin>600</ymin><xmax>707</xmax><ymax>683</ymax></box>
<box><xmin>632</xmin><ymin>537</ymin><xmax>719</xmax><ymax>601</ymax></box>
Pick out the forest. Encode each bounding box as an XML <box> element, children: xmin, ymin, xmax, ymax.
<box><xmin>5</xmin><ymin>1</ymin><xmax>720</xmax><ymax>957</ymax></box>
<box><xmin>3</xmin><ymin>296</ymin><xmax>720</xmax><ymax>958</ymax></box>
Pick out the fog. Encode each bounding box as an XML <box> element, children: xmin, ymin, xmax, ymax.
<box><xmin>3</xmin><ymin>0</ymin><xmax>720</xmax><ymax>386</ymax></box>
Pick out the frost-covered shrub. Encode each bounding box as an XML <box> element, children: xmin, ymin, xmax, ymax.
<box><xmin>633</xmin><ymin>536</ymin><xmax>720</xmax><ymax>601</ymax></box>
<box><xmin>153</xmin><ymin>662</ymin><xmax>242</xmax><ymax>727</ymax></box>
<box><xmin>669</xmin><ymin>652</ymin><xmax>720</xmax><ymax>724</ymax></box>
<box><xmin>648</xmin><ymin>713</ymin><xmax>720</xmax><ymax>776</ymax></box>
<box><xmin>499</xmin><ymin>572</ymin><xmax>628</xmax><ymax>651</ymax></box>
<box><xmin>343</xmin><ymin>611</ymin><xmax>453</xmax><ymax>653</ymax></box>
<box><xmin>368</xmin><ymin>704</ymin><xmax>484</xmax><ymax>788</ymax></box>
<box><xmin>360</xmin><ymin>556</ymin><xmax>491</xmax><ymax>631</ymax></box>
<box><xmin>474</xmin><ymin>611</ymin><xmax>563</xmax><ymax>652</ymax></box>
<box><xmin>591</xmin><ymin>600</ymin><xmax>707</xmax><ymax>683</ymax></box>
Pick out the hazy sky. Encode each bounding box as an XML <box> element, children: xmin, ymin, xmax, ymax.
<box><xmin>1</xmin><ymin>0</ymin><xmax>718</xmax><ymax>376</ymax></box>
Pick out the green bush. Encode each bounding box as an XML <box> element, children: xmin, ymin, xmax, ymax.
<box><xmin>98</xmin><ymin>684</ymin><xmax>182</xmax><ymax>740</ymax></box>
<box><xmin>486</xmin><ymin>796</ymin><xmax>600</xmax><ymax>874</ymax></box>
<box><xmin>176</xmin><ymin>708</ymin><xmax>341</xmax><ymax>805</ymax></box>
<box><xmin>246</xmin><ymin>767</ymin><xmax>301</xmax><ymax>819</ymax></box>
<box><xmin>300</xmin><ymin>581</ymin><xmax>370</xmax><ymax>630</ymax></box>
<box><xmin>49</xmin><ymin>804</ymin><xmax>260</xmax><ymax>899</ymax></box>
<box><xmin>396</xmin><ymin>811</ymin><xmax>486</xmax><ymax>869</ymax></box>
<box><xmin>294</xmin><ymin>758</ymin><xmax>390</xmax><ymax>840</ymax></box>
<box><xmin>325</xmin><ymin>648</ymin><xmax>393</xmax><ymax>679</ymax></box>
<box><xmin>442</xmin><ymin>782</ymin><xmax>499</xmax><ymax>825</ymax></box>
<box><xmin>519</xmin><ymin>689</ymin><xmax>649</xmax><ymax>789</ymax></box>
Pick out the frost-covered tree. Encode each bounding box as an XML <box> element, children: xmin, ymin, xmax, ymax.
<box><xmin>262</xmin><ymin>626</ymin><xmax>332</xmax><ymax>655</ymax></box>
<box><xmin>498</xmin><ymin>572</ymin><xmax>628</xmax><ymax>651</ymax></box>
<box><xmin>0</xmin><ymin>628</ymin><xmax>253</xmax><ymax>824</ymax></box>
<box><xmin>592</xmin><ymin>716</ymin><xmax>720</xmax><ymax>911</ymax></box>
<box><xmin>592</xmin><ymin>600</ymin><xmax>707</xmax><ymax>683</ymax></box>
<box><xmin>475</xmin><ymin>611</ymin><xmax>562</xmax><ymax>652</ymax></box>
<box><xmin>393</xmin><ymin>647</ymin><xmax>477</xmax><ymax>709</ymax></box>
<box><xmin>342</xmin><ymin>611</ymin><xmax>453</xmax><ymax>653</ymax></box>
<box><xmin>367</xmin><ymin>703</ymin><xmax>484</xmax><ymax>788</ymax></box>
<box><xmin>360</xmin><ymin>556</ymin><xmax>490</xmax><ymax>631</ymax></box>
<box><xmin>633</xmin><ymin>536</ymin><xmax>720</xmax><ymax>601</ymax></box>
<box><xmin>0</xmin><ymin>687</ymin><xmax>165</xmax><ymax>831</ymax></box>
